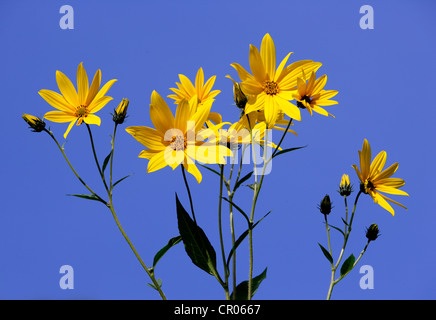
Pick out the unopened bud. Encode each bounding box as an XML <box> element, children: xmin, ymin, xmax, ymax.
<box><xmin>339</xmin><ymin>174</ymin><xmax>353</xmax><ymax>196</ymax></box>
<box><xmin>22</xmin><ymin>113</ymin><xmax>46</xmax><ymax>132</ymax></box>
<box><xmin>366</xmin><ymin>223</ymin><xmax>380</xmax><ymax>241</ymax></box>
<box><xmin>318</xmin><ymin>194</ymin><xmax>332</xmax><ymax>215</ymax></box>
<box><xmin>113</xmin><ymin>98</ymin><xmax>129</xmax><ymax>124</ymax></box>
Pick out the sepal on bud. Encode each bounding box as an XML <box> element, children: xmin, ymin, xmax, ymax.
<box><xmin>366</xmin><ymin>223</ymin><xmax>380</xmax><ymax>241</ymax></box>
<box><xmin>112</xmin><ymin>98</ymin><xmax>129</xmax><ymax>124</ymax></box>
<box><xmin>22</xmin><ymin>113</ymin><xmax>46</xmax><ymax>132</ymax></box>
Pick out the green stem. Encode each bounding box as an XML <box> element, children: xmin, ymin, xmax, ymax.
<box><xmin>106</xmin><ymin>123</ymin><xmax>167</xmax><ymax>300</ymax></box>
<box><xmin>218</xmin><ymin>164</ymin><xmax>230</xmax><ymax>299</ymax></box>
<box><xmin>86</xmin><ymin>124</ymin><xmax>110</xmax><ymax>194</ymax></box>
<box><xmin>107</xmin><ymin>202</ymin><xmax>167</xmax><ymax>300</ymax></box>
<box><xmin>109</xmin><ymin>124</ymin><xmax>118</xmax><ymax>191</ymax></box>
<box><xmin>326</xmin><ymin>191</ymin><xmax>362</xmax><ymax>300</ymax></box>
<box><xmin>44</xmin><ymin>129</ymin><xmax>106</xmax><ymax>205</ymax></box>
<box><xmin>181</xmin><ymin>165</ymin><xmax>197</xmax><ymax>224</ymax></box>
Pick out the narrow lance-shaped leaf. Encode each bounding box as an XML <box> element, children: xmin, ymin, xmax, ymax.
<box><xmin>231</xmin><ymin>267</ymin><xmax>267</xmax><ymax>300</ymax></box>
<box><xmin>233</xmin><ymin>171</ymin><xmax>253</xmax><ymax>192</ymax></box>
<box><xmin>112</xmin><ymin>174</ymin><xmax>133</xmax><ymax>188</ymax></box>
<box><xmin>318</xmin><ymin>243</ymin><xmax>333</xmax><ymax>265</ymax></box>
<box><xmin>152</xmin><ymin>235</ymin><xmax>182</xmax><ymax>269</ymax></box>
<box><xmin>176</xmin><ymin>193</ymin><xmax>218</xmax><ymax>276</ymax></box>
<box><xmin>67</xmin><ymin>194</ymin><xmax>106</xmax><ymax>205</ymax></box>
<box><xmin>102</xmin><ymin>151</ymin><xmax>112</xmax><ymax>173</ymax></box>
<box><xmin>226</xmin><ymin>210</ymin><xmax>272</xmax><ymax>269</ymax></box>
<box><xmin>272</xmin><ymin>145</ymin><xmax>307</xmax><ymax>159</ymax></box>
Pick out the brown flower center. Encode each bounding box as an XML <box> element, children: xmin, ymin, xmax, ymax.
<box><xmin>170</xmin><ymin>135</ymin><xmax>187</xmax><ymax>151</ymax></box>
<box><xmin>75</xmin><ymin>105</ymin><xmax>88</xmax><ymax>118</ymax></box>
<box><xmin>263</xmin><ymin>81</ymin><xmax>279</xmax><ymax>95</ymax></box>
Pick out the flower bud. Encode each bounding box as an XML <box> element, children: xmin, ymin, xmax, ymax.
<box><xmin>318</xmin><ymin>194</ymin><xmax>332</xmax><ymax>215</ymax></box>
<box><xmin>366</xmin><ymin>223</ymin><xmax>380</xmax><ymax>241</ymax></box>
<box><xmin>113</xmin><ymin>98</ymin><xmax>129</xmax><ymax>124</ymax></box>
<box><xmin>339</xmin><ymin>174</ymin><xmax>352</xmax><ymax>196</ymax></box>
<box><xmin>22</xmin><ymin>113</ymin><xmax>46</xmax><ymax>132</ymax></box>
<box><xmin>226</xmin><ymin>75</ymin><xmax>247</xmax><ymax>111</ymax></box>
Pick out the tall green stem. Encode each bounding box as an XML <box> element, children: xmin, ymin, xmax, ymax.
<box><xmin>218</xmin><ymin>164</ymin><xmax>230</xmax><ymax>299</ymax></box>
<box><xmin>326</xmin><ymin>191</ymin><xmax>362</xmax><ymax>300</ymax></box>
<box><xmin>181</xmin><ymin>165</ymin><xmax>197</xmax><ymax>224</ymax></box>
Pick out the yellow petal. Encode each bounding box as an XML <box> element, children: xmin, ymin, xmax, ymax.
<box><xmin>44</xmin><ymin>110</ymin><xmax>76</xmax><ymax>123</ymax></box>
<box><xmin>77</xmin><ymin>62</ymin><xmax>89</xmax><ymax>105</ymax></box>
<box><xmin>369</xmin><ymin>151</ymin><xmax>387</xmax><ymax>178</ymax></box>
<box><xmin>39</xmin><ymin>89</ymin><xmax>74</xmax><ymax>112</ymax></box>
<box><xmin>360</xmin><ymin>139</ymin><xmax>371</xmax><ymax>179</ymax></box>
<box><xmin>351</xmin><ymin>164</ymin><xmax>363</xmax><ymax>183</ymax></box>
<box><xmin>263</xmin><ymin>95</ymin><xmax>279</xmax><ymax>128</ymax></box>
<box><xmin>56</xmin><ymin>70</ymin><xmax>79</xmax><ymax>107</ymax></box>
<box><xmin>83</xmin><ymin>114</ymin><xmax>101</xmax><ymax>126</ymax></box>
<box><xmin>374</xmin><ymin>178</ymin><xmax>405</xmax><ymax>188</ymax></box>
<box><xmin>379</xmin><ymin>193</ymin><xmax>408</xmax><ymax>211</ymax></box>
<box><xmin>88</xmin><ymin>96</ymin><xmax>113</xmax><ymax>113</ymax></box>
<box><xmin>138</xmin><ymin>149</ymin><xmax>160</xmax><ymax>159</ymax></box>
<box><xmin>179</xmin><ymin>74</ymin><xmax>196</xmax><ymax>97</ymax></box>
<box><xmin>274</xmin><ymin>52</ymin><xmax>293</xmax><ymax>82</ymax></box>
<box><xmin>376</xmin><ymin>185</ymin><xmax>409</xmax><ymax>196</ymax></box>
<box><xmin>275</xmin><ymin>96</ymin><xmax>301</xmax><ymax>121</ymax></box>
<box><xmin>183</xmin><ymin>162</ymin><xmax>202</xmax><ymax>184</ymax></box>
<box><xmin>260</xmin><ymin>33</ymin><xmax>276</xmax><ymax>80</ymax></box>
<box><xmin>230</xmin><ymin>63</ymin><xmax>255</xmax><ymax>82</ymax></box>
<box><xmin>150</xmin><ymin>91</ymin><xmax>175</xmax><ymax>135</ymax></box>
<box><xmin>195</xmin><ymin>68</ymin><xmax>204</xmax><ymax>96</ymax></box>
<box><xmin>147</xmin><ymin>150</ymin><xmax>169</xmax><ymax>173</ymax></box>
<box><xmin>93</xmin><ymin>79</ymin><xmax>117</xmax><ymax>102</ymax></box>
<box><xmin>245</xmin><ymin>93</ymin><xmax>266</xmax><ymax>114</ymax></box>
<box><xmin>371</xmin><ymin>192</ymin><xmax>395</xmax><ymax>216</ymax></box>
<box><xmin>125</xmin><ymin>126</ymin><xmax>166</xmax><ymax>151</ymax></box>
<box><xmin>312</xmin><ymin>74</ymin><xmax>327</xmax><ymax>95</ymax></box>
<box><xmin>374</xmin><ymin>162</ymin><xmax>399</xmax><ymax>181</ymax></box>
<box><xmin>249</xmin><ymin>44</ymin><xmax>266</xmax><ymax>84</ymax></box>
<box><xmin>63</xmin><ymin>119</ymin><xmax>77</xmax><ymax>139</ymax></box>
<box><xmin>175</xmin><ymin>99</ymin><xmax>190</xmax><ymax>133</ymax></box>
<box><xmin>85</xmin><ymin>69</ymin><xmax>102</xmax><ymax>106</ymax></box>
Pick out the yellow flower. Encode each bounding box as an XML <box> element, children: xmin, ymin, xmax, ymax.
<box><xmin>22</xmin><ymin>113</ymin><xmax>46</xmax><ymax>132</ymax></box>
<box><xmin>126</xmin><ymin>91</ymin><xmax>230</xmax><ymax>183</ymax></box>
<box><xmin>168</xmin><ymin>67</ymin><xmax>222</xmax><ymax>125</ymax></box>
<box><xmin>230</xmin><ymin>33</ymin><xmax>322</xmax><ymax>127</ymax></box>
<box><xmin>294</xmin><ymin>71</ymin><xmax>338</xmax><ymax>117</ymax></box>
<box><xmin>39</xmin><ymin>62</ymin><xmax>117</xmax><ymax>139</ymax></box>
<box><xmin>352</xmin><ymin>139</ymin><xmax>409</xmax><ymax>216</ymax></box>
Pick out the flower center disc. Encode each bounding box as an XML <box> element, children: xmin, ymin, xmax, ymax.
<box><xmin>263</xmin><ymin>81</ymin><xmax>279</xmax><ymax>95</ymax></box>
<box><xmin>170</xmin><ymin>135</ymin><xmax>187</xmax><ymax>151</ymax></box>
<box><xmin>76</xmin><ymin>105</ymin><xmax>88</xmax><ymax>118</ymax></box>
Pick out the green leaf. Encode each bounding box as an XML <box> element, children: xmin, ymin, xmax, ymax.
<box><xmin>231</xmin><ymin>267</ymin><xmax>267</xmax><ymax>300</ymax></box>
<box><xmin>197</xmin><ymin>163</ymin><xmax>221</xmax><ymax>176</ymax></box>
<box><xmin>272</xmin><ymin>145</ymin><xmax>307</xmax><ymax>159</ymax></box>
<box><xmin>246</xmin><ymin>183</ymin><xmax>257</xmax><ymax>191</ymax></box>
<box><xmin>147</xmin><ymin>278</ymin><xmax>163</xmax><ymax>291</ymax></box>
<box><xmin>233</xmin><ymin>171</ymin><xmax>253</xmax><ymax>192</ymax></box>
<box><xmin>324</xmin><ymin>222</ymin><xmax>346</xmax><ymax>238</ymax></box>
<box><xmin>112</xmin><ymin>174</ymin><xmax>133</xmax><ymax>188</ymax></box>
<box><xmin>67</xmin><ymin>194</ymin><xmax>104</xmax><ymax>204</ymax></box>
<box><xmin>176</xmin><ymin>194</ymin><xmax>217</xmax><ymax>276</ymax></box>
<box><xmin>102</xmin><ymin>151</ymin><xmax>112</xmax><ymax>173</ymax></box>
<box><xmin>152</xmin><ymin>236</ymin><xmax>182</xmax><ymax>269</ymax></box>
<box><xmin>318</xmin><ymin>243</ymin><xmax>333</xmax><ymax>265</ymax></box>
<box><xmin>340</xmin><ymin>254</ymin><xmax>355</xmax><ymax>277</ymax></box>
<box><xmin>221</xmin><ymin>197</ymin><xmax>250</xmax><ymax>225</ymax></box>
<box><xmin>226</xmin><ymin>211</ymin><xmax>271</xmax><ymax>269</ymax></box>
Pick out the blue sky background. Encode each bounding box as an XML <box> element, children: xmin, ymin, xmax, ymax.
<box><xmin>1</xmin><ymin>0</ymin><xmax>435</xmax><ymax>299</ymax></box>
